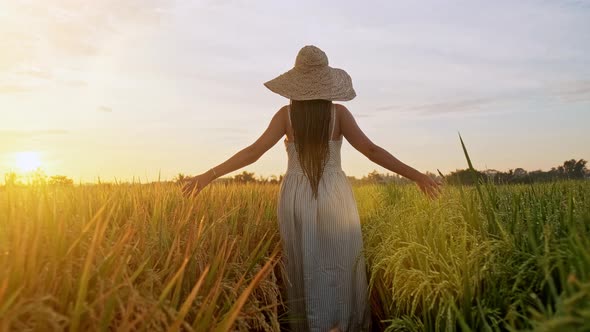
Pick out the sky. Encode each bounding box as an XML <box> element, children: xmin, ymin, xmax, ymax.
<box><xmin>0</xmin><ymin>0</ymin><xmax>589</xmax><ymax>183</ymax></box>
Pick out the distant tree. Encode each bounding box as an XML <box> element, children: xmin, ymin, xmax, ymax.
<box><xmin>48</xmin><ymin>175</ymin><xmax>74</xmax><ymax>186</ymax></box>
<box><xmin>356</xmin><ymin>170</ymin><xmax>412</xmax><ymax>185</ymax></box>
<box><xmin>483</xmin><ymin>169</ymin><xmax>499</xmax><ymax>177</ymax></box>
<box><xmin>446</xmin><ymin>169</ymin><xmax>486</xmax><ymax>185</ymax></box>
<box><xmin>555</xmin><ymin>159</ymin><xmax>587</xmax><ymax>179</ymax></box>
<box><xmin>513</xmin><ymin>168</ymin><xmax>527</xmax><ymax>178</ymax></box>
<box><xmin>4</xmin><ymin>172</ymin><xmax>20</xmax><ymax>186</ymax></box>
<box><xmin>528</xmin><ymin>170</ymin><xmax>553</xmax><ymax>183</ymax></box>
<box><xmin>572</xmin><ymin>159</ymin><xmax>587</xmax><ymax>178</ymax></box>
<box><xmin>30</xmin><ymin>168</ymin><xmax>47</xmax><ymax>186</ymax></box>
<box><xmin>493</xmin><ymin>169</ymin><xmax>512</xmax><ymax>184</ymax></box>
<box><xmin>174</xmin><ymin>173</ymin><xmax>190</xmax><ymax>183</ymax></box>
<box><xmin>347</xmin><ymin>175</ymin><xmax>360</xmax><ymax>185</ymax></box>
<box><xmin>364</xmin><ymin>170</ymin><xmax>384</xmax><ymax>184</ymax></box>
<box><xmin>233</xmin><ymin>171</ymin><xmax>256</xmax><ymax>183</ymax></box>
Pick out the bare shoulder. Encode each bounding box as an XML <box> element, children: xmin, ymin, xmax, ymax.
<box><xmin>334</xmin><ymin>103</ymin><xmax>352</xmax><ymax>113</ymax></box>
<box><xmin>334</xmin><ymin>103</ymin><xmax>347</xmax><ymax>111</ymax></box>
<box><xmin>334</xmin><ymin>103</ymin><xmax>354</xmax><ymax>121</ymax></box>
<box><xmin>274</xmin><ymin>104</ymin><xmax>290</xmax><ymax>132</ymax></box>
<box><xmin>277</xmin><ymin>104</ymin><xmax>290</xmax><ymax>123</ymax></box>
<box><xmin>277</xmin><ymin>104</ymin><xmax>289</xmax><ymax>116</ymax></box>
<box><xmin>333</xmin><ymin>103</ymin><xmax>376</xmax><ymax>151</ymax></box>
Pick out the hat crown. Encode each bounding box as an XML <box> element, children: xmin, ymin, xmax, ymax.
<box><xmin>264</xmin><ymin>45</ymin><xmax>356</xmax><ymax>101</ymax></box>
<box><xmin>294</xmin><ymin>45</ymin><xmax>328</xmax><ymax>69</ymax></box>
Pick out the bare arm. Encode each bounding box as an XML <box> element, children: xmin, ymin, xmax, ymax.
<box><xmin>338</xmin><ymin>104</ymin><xmax>441</xmax><ymax>196</ymax></box>
<box><xmin>182</xmin><ymin>106</ymin><xmax>286</xmax><ymax>195</ymax></box>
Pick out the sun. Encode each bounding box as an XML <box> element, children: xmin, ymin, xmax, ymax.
<box><xmin>15</xmin><ymin>151</ymin><xmax>42</xmax><ymax>173</ymax></box>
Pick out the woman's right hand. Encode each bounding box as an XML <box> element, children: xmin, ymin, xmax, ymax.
<box><xmin>415</xmin><ymin>174</ymin><xmax>442</xmax><ymax>199</ymax></box>
<box><xmin>181</xmin><ymin>172</ymin><xmax>214</xmax><ymax>197</ymax></box>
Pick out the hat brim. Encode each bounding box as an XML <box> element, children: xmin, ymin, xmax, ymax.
<box><xmin>264</xmin><ymin>66</ymin><xmax>356</xmax><ymax>101</ymax></box>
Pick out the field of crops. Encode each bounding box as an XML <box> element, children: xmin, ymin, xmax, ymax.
<box><xmin>1</xmin><ymin>178</ymin><xmax>589</xmax><ymax>331</ymax></box>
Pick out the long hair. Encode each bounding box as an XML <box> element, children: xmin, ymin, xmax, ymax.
<box><xmin>289</xmin><ymin>99</ymin><xmax>333</xmax><ymax>199</ymax></box>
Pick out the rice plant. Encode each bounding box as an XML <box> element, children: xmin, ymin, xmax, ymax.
<box><xmin>0</xmin><ymin>182</ymin><xmax>283</xmax><ymax>331</ymax></box>
<box><xmin>1</xmin><ymin>175</ymin><xmax>588</xmax><ymax>331</ymax></box>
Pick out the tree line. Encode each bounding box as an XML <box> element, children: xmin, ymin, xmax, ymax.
<box><xmin>3</xmin><ymin>159</ymin><xmax>587</xmax><ymax>187</ymax></box>
<box><xmin>3</xmin><ymin>169</ymin><xmax>74</xmax><ymax>187</ymax></box>
<box><xmin>444</xmin><ymin>159</ymin><xmax>588</xmax><ymax>185</ymax></box>
<box><xmin>175</xmin><ymin>158</ymin><xmax>589</xmax><ymax>186</ymax></box>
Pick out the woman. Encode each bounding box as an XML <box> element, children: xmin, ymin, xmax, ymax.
<box><xmin>183</xmin><ymin>45</ymin><xmax>441</xmax><ymax>332</ymax></box>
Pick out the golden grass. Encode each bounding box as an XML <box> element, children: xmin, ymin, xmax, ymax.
<box><xmin>0</xmin><ymin>182</ymin><xmax>282</xmax><ymax>331</ymax></box>
<box><xmin>1</xmin><ymin>180</ymin><xmax>589</xmax><ymax>331</ymax></box>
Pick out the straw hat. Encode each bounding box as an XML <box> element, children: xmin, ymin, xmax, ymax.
<box><xmin>264</xmin><ymin>45</ymin><xmax>356</xmax><ymax>101</ymax></box>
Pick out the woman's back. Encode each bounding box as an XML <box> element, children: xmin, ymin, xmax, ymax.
<box><xmin>278</xmin><ymin>102</ymin><xmax>371</xmax><ymax>332</ymax></box>
<box><xmin>284</xmin><ymin>104</ymin><xmax>343</xmax><ymax>177</ymax></box>
<box><xmin>284</xmin><ymin>103</ymin><xmax>342</xmax><ymax>143</ymax></box>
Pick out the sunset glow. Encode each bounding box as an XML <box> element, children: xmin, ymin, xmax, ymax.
<box><xmin>14</xmin><ymin>151</ymin><xmax>42</xmax><ymax>173</ymax></box>
<box><xmin>0</xmin><ymin>1</ymin><xmax>588</xmax><ymax>183</ymax></box>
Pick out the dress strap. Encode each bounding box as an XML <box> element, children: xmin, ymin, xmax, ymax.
<box><xmin>330</xmin><ymin>104</ymin><xmax>336</xmax><ymax>139</ymax></box>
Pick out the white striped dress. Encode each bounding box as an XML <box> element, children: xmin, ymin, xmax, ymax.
<box><xmin>277</xmin><ymin>105</ymin><xmax>371</xmax><ymax>332</ymax></box>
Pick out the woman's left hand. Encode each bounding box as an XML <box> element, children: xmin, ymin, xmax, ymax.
<box><xmin>415</xmin><ymin>173</ymin><xmax>442</xmax><ymax>199</ymax></box>
<box><xmin>182</xmin><ymin>173</ymin><xmax>212</xmax><ymax>197</ymax></box>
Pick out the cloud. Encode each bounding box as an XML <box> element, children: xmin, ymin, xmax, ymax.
<box><xmin>64</xmin><ymin>80</ymin><xmax>87</xmax><ymax>87</ymax></box>
<box><xmin>0</xmin><ymin>1</ymin><xmax>168</xmax><ymax>86</ymax></box>
<box><xmin>0</xmin><ymin>130</ymin><xmax>69</xmax><ymax>138</ymax></box>
<box><xmin>375</xmin><ymin>105</ymin><xmax>405</xmax><ymax>112</ymax></box>
<box><xmin>201</xmin><ymin>127</ymin><xmax>250</xmax><ymax>134</ymax></box>
<box><xmin>377</xmin><ymin>98</ymin><xmax>495</xmax><ymax>115</ymax></box>
<box><xmin>194</xmin><ymin>127</ymin><xmax>251</xmax><ymax>141</ymax></box>
<box><xmin>0</xmin><ymin>130</ymin><xmax>69</xmax><ymax>144</ymax></box>
<box><xmin>409</xmin><ymin>98</ymin><xmax>494</xmax><ymax>115</ymax></box>
<box><xmin>97</xmin><ymin>106</ymin><xmax>113</xmax><ymax>113</ymax></box>
<box><xmin>0</xmin><ymin>85</ymin><xmax>34</xmax><ymax>94</ymax></box>
<box><xmin>551</xmin><ymin>80</ymin><xmax>590</xmax><ymax>103</ymax></box>
<box><xmin>377</xmin><ymin>80</ymin><xmax>590</xmax><ymax>117</ymax></box>
<box><xmin>0</xmin><ymin>130</ymin><xmax>69</xmax><ymax>150</ymax></box>
<box><xmin>7</xmin><ymin>1</ymin><xmax>166</xmax><ymax>57</ymax></box>
<box><xmin>17</xmin><ymin>68</ymin><xmax>53</xmax><ymax>80</ymax></box>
